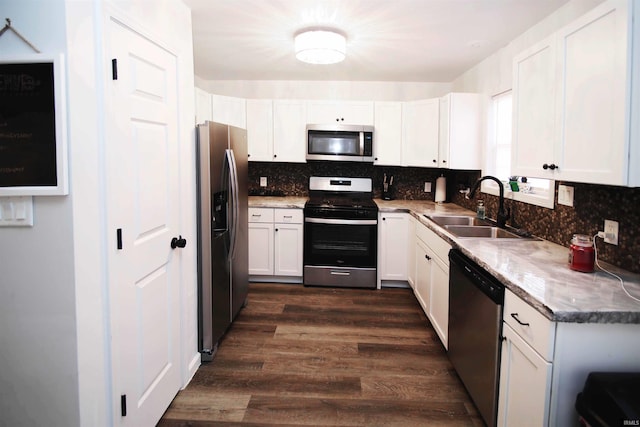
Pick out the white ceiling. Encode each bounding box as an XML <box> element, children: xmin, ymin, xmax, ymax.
<box><xmin>183</xmin><ymin>0</ymin><xmax>570</xmax><ymax>82</ymax></box>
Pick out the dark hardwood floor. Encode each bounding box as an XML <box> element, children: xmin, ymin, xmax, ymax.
<box><xmin>158</xmin><ymin>283</ymin><xmax>483</xmax><ymax>426</ymax></box>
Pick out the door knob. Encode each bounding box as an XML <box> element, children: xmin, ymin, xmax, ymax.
<box><xmin>171</xmin><ymin>235</ymin><xmax>187</xmax><ymax>249</ymax></box>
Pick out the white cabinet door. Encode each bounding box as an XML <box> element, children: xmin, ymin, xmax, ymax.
<box><xmin>429</xmin><ymin>255</ymin><xmax>449</xmax><ymax>349</ymax></box>
<box><xmin>555</xmin><ymin>0</ymin><xmax>628</xmax><ymax>185</ymax></box>
<box><xmin>274</xmin><ymin>223</ymin><xmax>303</xmax><ymax>276</ymax></box>
<box><xmin>378</xmin><ymin>213</ymin><xmax>409</xmax><ymax>281</ymax></box>
<box><xmin>246</xmin><ymin>99</ymin><xmax>274</xmax><ymax>162</ymax></box>
<box><xmin>402</xmin><ymin>99</ymin><xmax>439</xmax><ymax>167</ymax></box>
<box><xmin>374</xmin><ymin>102</ymin><xmax>402</xmax><ymax>166</ymax></box>
<box><xmin>511</xmin><ymin>35</ymin><xmax>558</xmax><ymax>179</ymax></box>
<box><xmin>273</xmin><ymin>100</ymin><xmax>307</xmax><ymax>163</ymax></box>
<box><xmin>211</xmin><ymin>94</ymin><xmax>246</xmax><ymax>129</ymax></box>
<box><xmin>248</xmin><ymin>223</ymin><xmax>274</xmax><ymax>275</ymax></box>
<box><xmin>307</xmin><ymin>100</ymin><xmax>374</xmax><ymax>125</ymax></box>
<box><xmin>407</xmin><ymin>216</ymin><xmax>417</xmax><ymax>289</ymax></box>
<box><xmin>195</xmin><ymin>87</ymin><xmax>212</xmax><ymax>124</ymax></box>
<box><xmin>497</xmin><ymin>323</ymin><xmax>552</xmax><ymax>427</ymax></box>
<box><xmin>414</xmin><ymin>239</ymin><xmax>431</xmax><ymax>313</ymax></box>
<box><xmin>439</xmin><ymin>93</ymin><xmax>483</xmax><ymax>170</ymax></box>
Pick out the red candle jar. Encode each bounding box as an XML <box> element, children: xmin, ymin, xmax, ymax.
<box><xmin>568</xmin><ymin>234</ymin><xmax>595</xmax><ymax>273</ymax></box>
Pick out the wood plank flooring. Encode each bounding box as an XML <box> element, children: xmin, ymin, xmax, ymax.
<box><xmin>158</xmin><ymin>283</ymin><xmax>484</xmax><ymax>426</ymax></box>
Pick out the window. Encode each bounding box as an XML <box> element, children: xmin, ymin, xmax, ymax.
<box><xmin>482</xmin><ymin>91</ymin><xmax>554</xmax><ymax>209</ymax></box>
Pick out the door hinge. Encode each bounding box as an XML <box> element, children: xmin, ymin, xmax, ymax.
<box><xmin>120</xmin><ymin>394</ymin><xmax>127</xmax><ymax>416</ymax></box>
<box><xmin>117</xmin><ymin>228</ymin><xmax>123</xmax><ymax>250</ymax></box>
<box><xmin>112</xmin><ymin>58</ymin><xmax>118</xmax><ymax>80</ymax></box>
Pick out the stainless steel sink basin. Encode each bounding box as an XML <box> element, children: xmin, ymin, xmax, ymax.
<box><xmin>425</xmin><ymin>215</ymin><xmax>493</xmax><ymax>227</ymax></box>
<box><xmin>445</xmin><ymin>225</ymin><xmax>521</xmax><ymax>239</ymax></box>
<box><xmin>425</xmin><ymin>214</ymin><xmax>539</xmax><ymax>240</ymax></box>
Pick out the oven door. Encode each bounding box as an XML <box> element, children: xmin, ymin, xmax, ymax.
<box><xmin>304</xmin><ymin>217</ymin><xmax>378</xmax><ymax>288</ymax></box>
<box><xmin>304</xmin><ymin>217</ymin><xmax>377</xmax><ymax>268</ymax></box>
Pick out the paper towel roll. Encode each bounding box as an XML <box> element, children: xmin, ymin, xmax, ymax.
<box><xmin>435</xmin><ymin>175</ymin><xmax>446</xmax><ymax>203</ymax></box>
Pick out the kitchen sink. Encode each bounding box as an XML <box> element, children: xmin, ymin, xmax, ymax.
<box><xmin>445</xmin><ymin>225</ymin><xmax>521</xmax><ymax>239</ymax></box>
<box><xmin>425</xmin><ymin>215</ymin><xmax>493</xmax><ymax>227</ymax></box>
<box><xmin>425</xmin><ymin>214</ymin><xmax>539</xmax><ymax>240</ymax></box>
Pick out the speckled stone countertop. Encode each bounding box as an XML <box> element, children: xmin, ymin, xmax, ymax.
<box><xmin>248</xmin><ymin>196</ymin><xmax>307</xmax><ymax>209</ymax></box>
<box><xmin>376</xmin><ymin>199</ymin><xmax>640</xmax><ymax>324</ymax></box>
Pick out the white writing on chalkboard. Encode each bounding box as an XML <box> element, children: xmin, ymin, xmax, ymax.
<box><xmin>0</xmin><ymin>73</ymin><xmax>41</xmax><ymax>93</ymax></box>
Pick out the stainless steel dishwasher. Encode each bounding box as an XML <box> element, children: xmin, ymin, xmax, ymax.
<box><xmin>448</xmin><ymin>249</ymin><xmax>505</xmax><ymax>427</ymax></box>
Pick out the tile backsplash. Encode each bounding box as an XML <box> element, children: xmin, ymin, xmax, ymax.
<box><xmin>248</xmin><ymin>161</ymin><xmax>449</xmax><ymax>200</ymax></box>
<box><xmin>249</xmin><ymin>162</ymin><xmax>640</xmax><ymax>274</ymax></box>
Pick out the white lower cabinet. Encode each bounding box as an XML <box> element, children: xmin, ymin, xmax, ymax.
<box><xmin>248</xmin><ymin>221</ymin><xmax>274</xmax><ymax>275</ymax></box>
<box><xmin>498</xmin><ymin>323</ymin><xmax>553</xmax><ymax>427</ymax></box>
<box><xmin>407</xmin><ymin>216</ymin><xmax>417</xmax><ymax>289</ymax></box>
<box><xmin>378</xmin><ymin>212</ymin><xmax>410</xmax><ymax>284</ymax></box>
<box><xmin>249</xmin><ymin>208</ymin><xmax>303</xmax><ymax>281</ymax></box>
<box><xmin>413</xmin><ymin>221</ymin><xmax>451</xmax><ymax>348</ymax></box>
<box><xmin>498</xmin><ymin>289</ymin><xmax>555</xmax><ymax>426</ymax></box>
<box><xmin>274</xmin><ymin>221</ymin><xmax>303</xmax><ymax>276</ymax></box>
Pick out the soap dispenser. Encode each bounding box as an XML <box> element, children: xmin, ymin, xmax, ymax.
<box><xmin>477</xmin><ymin>200</ymin><xmax>485</xmax><ymax>219</ymax></box>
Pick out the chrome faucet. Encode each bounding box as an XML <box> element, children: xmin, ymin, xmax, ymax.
<box><xmin>468</xmin><ymin>176</ymin><xmax>510</xmax><ymax>228</ymax></box>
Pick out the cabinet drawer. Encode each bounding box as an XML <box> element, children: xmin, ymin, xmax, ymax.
<box><xmin>504</xmin><ymin>290</ymin><xmax>556</xmax><ymax>360</ymax></box>
<box><xmin>274</xmin><ymin>208</ymin><xmax>303</xmax><ymax>224</ymax></box>
<box><xmin>249</xmin><ymin>208</ymin><xmax>274</xmax><ymax>223</ymax></box>
<box><xmin>416</xmin><ymin>222</ymin><xmax>452</xmax><ymax>265</ymax></box>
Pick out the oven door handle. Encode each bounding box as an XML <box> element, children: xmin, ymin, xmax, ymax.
<box><xmin>305</xmin><ymin>217</ymin><xmax>377</xmax><ymax>225</ymax></box>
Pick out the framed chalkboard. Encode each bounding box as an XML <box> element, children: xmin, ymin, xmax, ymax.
<box><xmin>0</xmin><ymin>54</ymin><xmax>68</xmax><ymax>195</ymax></box>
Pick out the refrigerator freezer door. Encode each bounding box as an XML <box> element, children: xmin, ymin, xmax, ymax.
<box><xmin>197</xmin><ymin>122</ymin><xmax>232</xmax><ymax>358</ymax></box>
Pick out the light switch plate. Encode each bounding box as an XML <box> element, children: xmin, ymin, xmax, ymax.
<box><xmin>558</xmin><ymin>184</ymin><xmax>574</xmax><ymax>207</ymax></box>
<box><xmin>424</xmin><ymin>182</ymin><xmax>432</xmax><ymax>192</ymax></box>
<box><xmin>260</xmin><ymin>177</ymin><xmax>267</xmax><ymax>187</ymax></box>
<box><xmin>0</xmin><ymin>196</ymin><xmax>34</xmax><ymax>227</ymax></box>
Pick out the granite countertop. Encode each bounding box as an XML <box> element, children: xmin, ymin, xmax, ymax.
<box><xmin>248</xmin><ymin>196</ymin><xmax>307</xmax><ymax>209</ymax></box>
<box><xmin>376</xmin><ymin>198</ymin><xmax>640</xmax><ymax>324</ymax></box>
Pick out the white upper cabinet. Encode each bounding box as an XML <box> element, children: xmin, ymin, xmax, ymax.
<box><xmin>246</xmin><ymin>99</ymin><xmax>274</xmax><ymax>162</ymax></box>
<box><xmin>373</xmin><ymin>101</ymin><xmax>403</xmax><ymax>165</ymax></box>
<box><xmin>402</xmin><ymin>99</ymin><xmax>440</xmax><ymax>167</ymax></box>
<box><xmin>511</xmin><ymin>35</ymin><xmax>558</xmax><ymax>179</ymax></box>
<box><xmin>195</xmin><ymin>87</ymin><xmax>212</xmax><ymax>124</ymax></box>
<box><xmin>211</xmin><ymin>94</ymin><xmax>246</xmax><ymax>129</ymax></box>
<box><xmin>273</xmin><ymin>100</ymin><xmax>307</xmax><ymax>163</ymax></box>
<box><xmin>438</xmin><ymin>93</ymin><xmax>483</xmax><ymax>170</ymax></box>
<box><xmin>554</xmin><ymin>0</ymin><xmax>628</xmax><ymax>185</ymax></box>
<box><xmin>306</xmin><ymin>100</ymin><xmax>374</xmax><ymax>126</ymax></box>
<box><xmin>512</xmin><ymin>0</ymin><xmax>638</xmax><ymax>186</ymax></box>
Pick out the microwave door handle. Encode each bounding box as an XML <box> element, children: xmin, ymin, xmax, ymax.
<box><xmin>359</xmin><ymin>131</ymin><xmax>364</xmax><ymax>156</ymax></box>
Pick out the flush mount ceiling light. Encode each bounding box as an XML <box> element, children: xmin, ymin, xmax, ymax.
<box><xmin>294</xmin><ymin>29</ymin><xmax>346</xmax><ymax>65</ymax></box>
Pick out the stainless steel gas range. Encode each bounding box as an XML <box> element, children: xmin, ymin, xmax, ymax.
<box><xmin>303</xmin><ymin>176</ymin><xmax>378</xmax><ymax>289</ymax></box>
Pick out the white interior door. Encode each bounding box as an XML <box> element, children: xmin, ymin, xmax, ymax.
<box><xmin>106</xmin><ymin>18</ymin><xmax>182</xmax><ymax>426</ymax></box>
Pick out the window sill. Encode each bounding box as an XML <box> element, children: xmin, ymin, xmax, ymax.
<box><xmin>481</xmin><ymin>182</ymin><xmax>554</xmax><ymax>209</ymax></box>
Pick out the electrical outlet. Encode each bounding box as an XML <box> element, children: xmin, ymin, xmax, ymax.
<box><xmin>424</xmin><ymin>182</ymin><xmax>432</xmax><ymax>192</ymax></box>
<box><xmin>604</xmin><ymin>219</ymin><xmax>619</xmax><ymax>245</ymax></box>
<box><xmin>260</xmin><ymin>177</ymin><xmax>267</xmax><ymax>187</ymax></box>
<box><xmin>558</xmin><ymin>184</ymin><xmax>574</xmax><ymax>207</ymax></box>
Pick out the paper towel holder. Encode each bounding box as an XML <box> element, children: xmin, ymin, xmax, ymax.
<box><xmin>435</xmin><ymin>174</ymin><xmax>446</xmax><ymax>204</ymax></box>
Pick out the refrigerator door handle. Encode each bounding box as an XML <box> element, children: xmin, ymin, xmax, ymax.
<box><xmin>226</xmin><ymin>148</ymin><xmax>240</xmax><ymax>260</ymax></box>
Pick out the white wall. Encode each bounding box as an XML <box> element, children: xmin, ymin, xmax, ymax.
<box><xmin>451</xmin><ymin>0</ymin><xmax>605</xmax><ymax>95</ymax></box>
<box><xmin>0</xmin><ymin>1</ymin><xmax>197</xmax><ymax>426</ymax></box>
<box><xmin>0</xmin><ymin>1</ymin><xmax>81</xmax><ymax>426</ymax></box>
<box><xmin>198</xmin><ymin>78</ymin><xmax>452</xmax><ymax>101</ymax></box>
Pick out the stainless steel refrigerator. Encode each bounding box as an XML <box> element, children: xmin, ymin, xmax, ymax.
<box><xmin>196</xmin><ymin>121</ymin><xmax>249</xmax><ymax>362</ymax></box>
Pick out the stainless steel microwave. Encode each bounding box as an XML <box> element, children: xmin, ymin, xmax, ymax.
<box><xmin>306</xmin><ymin>124</ymin><xmax>374</xmax><ymax>162</ymax></box>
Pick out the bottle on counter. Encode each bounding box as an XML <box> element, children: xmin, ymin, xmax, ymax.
<box><xmin>477</xmin><ymin>200</ymin><xmax>485</xmax><ymax>219</ymax></box>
